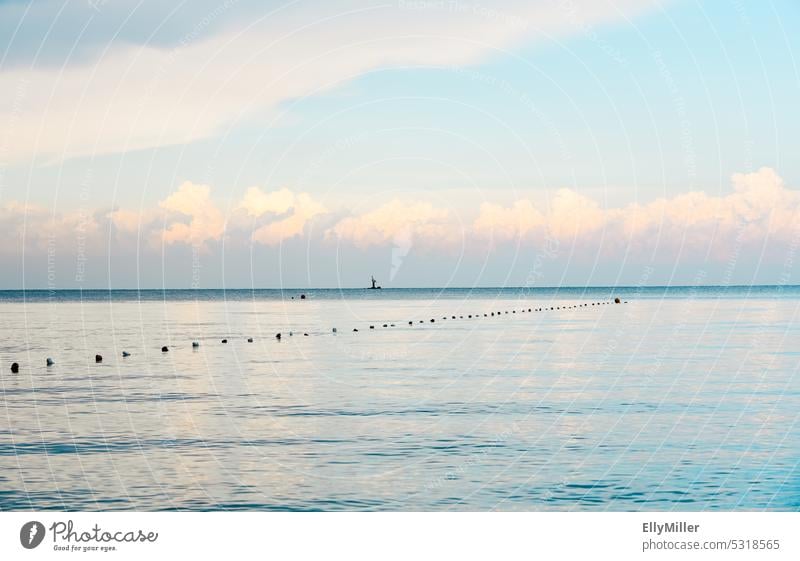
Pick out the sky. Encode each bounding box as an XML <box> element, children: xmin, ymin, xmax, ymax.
<box><xmin>0</xmin><ymin>0</ymin><xmax>798</xmax><ymax>289</ymax></box>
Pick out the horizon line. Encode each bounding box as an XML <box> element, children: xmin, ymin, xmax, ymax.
<box><xmin>1</xmin><ymin>284</ymin><xmax>798</xmax><ymax>292</ymax></box>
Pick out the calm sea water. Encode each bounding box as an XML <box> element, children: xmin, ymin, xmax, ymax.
<box><xmin>1</xmin><ymin>287</ymin><xmax>798</xmax><ymax>511</ymax></box>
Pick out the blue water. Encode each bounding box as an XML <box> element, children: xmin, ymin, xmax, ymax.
<box><xmin>1</xmin><ymin>287</ymin><xmax>798</xmax><ymax>510</ymax></box>
<box><xmin>1</xmin><ymin>285</ymin><xmax>799</xmax><ymax>302</ymax></box>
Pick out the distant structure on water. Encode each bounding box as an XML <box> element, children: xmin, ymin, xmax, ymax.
<box><xmin>369</xmin><ymin>276</ymin><xmax>382</xmax><ymax>290</ymax></box>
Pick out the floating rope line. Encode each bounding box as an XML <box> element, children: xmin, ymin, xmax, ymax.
<box><xmin>4</xmin><ymin>298</ymin><xmax>627</xmax><ymax>371</ymax></box>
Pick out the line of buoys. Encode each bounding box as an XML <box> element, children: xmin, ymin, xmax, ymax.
<box><xmin>5</xmin><ymin>299</ymin><xmax>627</xmax><ymax>371</ymax></box>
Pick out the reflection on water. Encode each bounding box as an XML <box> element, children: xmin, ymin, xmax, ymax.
<box><xmin>0</xmin><ymin>291</ymin><xmax>798</xmax><ymax>510</ymax></box>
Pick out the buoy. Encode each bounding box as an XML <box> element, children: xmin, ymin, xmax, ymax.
<box><xmin>303</xmin><ymin>333</ymin><xmax>308</xmax><ymax>336</ymax></box>
<box><xmin>430</xmin><ymin>319</ymin><xmax>435</xmax><ymax>323</ymax></box>
<box><xmin>289</xmin><ymin>332</ymin><xmax>293</xmax><ymax>336</ymax></box>
<box><xmin>46</xmin><ymin>357</ymin><xmax>54</xmax><ymax>366</ymax></box>
<box><xmin>332</xmin><ymin>328</ymin><xmax>337</xmax><ymax>333</ymax></box>
<box><xmin>353</xmin><ymin>328</ymin><xmax>358</xmax><ymax>332</ymax></box>
<box><xmin>247</xmin><ymin>337</ymin><xmax>253</xmax><ymax>342</ymax></box>
<box><xmin>382</xmin><ymin>324</ymin><xmax>387</xmax><ymax>328</ymax></box>
<box><xmin>276</xmin><ymin>333</ymin><xmax>282</xmax><ymax>340</ymax></box>
<box><xmin>370</xmin><ymin>325</ymin><xmax>375</xmax><ymax>329</ymax></box>
<box><xmin>95</xmin><ymin>355</ymin><xmax>103</xmax><ymax>363</ymax></box>
<box><xmin>11</xmin><ymin>362</ymin><xmax>19</xmax><ymax>373</ymax></box>
<box><xmin>468</xmin><ymin>315</ymin><xmax>472</xmax><ymax>318</ymax></box>
<box><xmin>419</xmin><ymin>320</ymin><xmax>423</xmax><ymax>323</ymax></box>
<box><xmin>300</xmin><ymin>294</ymin><xmax>306</xmax><ymax>300</ymax></box>
<box><xmin>192</xmin><ymin>341</ymin><xmax>200</xmax><ymax>348</ymax></box>
<box><xmin>390</xmin><ymin>324</ymin><xmax>395</xmax><ymax>327</ymax></box>
<box><xmin>614</xmin><ymin>297</ymin><xmax>621</xmax><ymax>304</ymax></box>
<box><xmin>122</xmin><ymin>351</ymin><xmax>131</xmax><ymax>357</ymax></box>
<box><xmin>221</xmin><ymin>339</ymin><xmax>228</xmax><ymax>343</ymax></box>
<box><xmin>409</xmin><ymin>321</ymin><xmax>413</xmax><ymax>325</ymax></box>
<box><xmin>161</xmin><ymin>346</ymin><xmax>169</xmax><ymax>352</ymax></box>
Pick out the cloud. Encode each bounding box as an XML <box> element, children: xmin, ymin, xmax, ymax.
<box><xmin>0</xmin><ymin>0</ymin><xmax>662</xmax><ymax>163</ymax></box>
<box><xmin>238</xmin><ymin>187</ymin><xmax>297</xmax><ymax>217</ymax></box>
<box><xmin>474</xmin><ymin>199</ymin><xmax>543</xmax><ymax>241</ymax></box>
<box><xmin>159</xmin><ymin>181</ymin><xmax>226</xmax><ymax>245</ymax></box>
<box><xmin>250</xmin><ymin>192</ymin><xmax>328</xmax><ymax>245</ymax></box>
<box><xmin>5</xmin><ymin>168</ymin><xmax>795</xmax><ymax>284</ymax></box>
<box><xmin>327</xmin><ymin>199</ymin><xmax>453</xmax><ymax>248</ymax></box>
<box><xmin>469</xmin><ymin>167</ymin><xmax>800</xmax><ymax>258</ymax></box>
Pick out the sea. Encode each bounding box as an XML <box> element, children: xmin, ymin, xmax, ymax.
<box><xmin>1</xmin><ymin>286</ymin><xmax>798</xmax><ymax>510</ymax></box>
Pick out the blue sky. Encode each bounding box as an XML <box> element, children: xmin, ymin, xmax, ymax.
<box><xmin>0</xmin><ymin>0</ymin><xmax>798</xmax><ymax>288</ymax></box>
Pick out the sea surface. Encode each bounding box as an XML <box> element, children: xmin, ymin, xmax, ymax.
<box><xmin>1</xmin><ymin>287</ymin><xmax>798</xmax><ymax>511</ymax></box>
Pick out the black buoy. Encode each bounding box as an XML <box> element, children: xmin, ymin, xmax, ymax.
<box><xmin>95</xmin><ymin>354</ymin><xmax>103</xmax><ymax>363</ymax></box>
<box><xmin>353</xmin><ymin>328</ymin><xmax>358</xmax><ymax>332</ymax></box>
<box><xmin>614</xmin><ymin>297</ymin><xmax>621</xmax><ymax>304</ymax></box>
<box><xmin>122</xmin><ymin>351</ymin><xmax>131</xmax><ymax>357</ymax></box>
<box><xmin>300</xmin><ymin>294</ymin><xmax>306</xmax><ymax>299</ymax></box>
<box><xmin>370</xmin><ymin>325</ymin><xmax>375</xmax><ymax>329</ymax></box>
<box><xmin>430</xmin><ymin>319</ymin><xmax>435</xmax><ymax>323</ymax></box>
<box><xmin>161</xmin><ymin>346</ymin><xmax>169</xmax><ymax>352</ymax></box>
<box><xmin>383</xmin><ymin>324</ymin><xmax>388</xmax><ymax>328</ymax></box>
<box><xmin>192</xmin><ymin>341</ymin><xmax>200</xmax><ymax>348</ymax></box>
<box><xmin>409</xmin><ymin>321</ymin><xmax>413</xmax><ymax>325</ymax></box>
<box><xmin>46</xmin><ymin>357</ymin><xmax>55</xmax><ymax>366</ymax></box>
<box><xmin>10</xmin><ymin>362</ymin><xmax>19</xmax><ymax>373</ymax></box>
<box><xmin>247</xmin><ymin>337</ymin><xmax>253</xmax><ymax>342</ymax></box>
<box><xmin>221</xmin><ymin>339</ymin><xmax>228</xmax><ymax>343</ymax></box>
<box><xmin>276</xmin><ymin>333</ymin><xmax>282</xmax><ymax>340</ymax></box>
<box><xmin>303</xmin><ymin>333</ymin><xmax>308</xmax><ymax>336</ymax></box>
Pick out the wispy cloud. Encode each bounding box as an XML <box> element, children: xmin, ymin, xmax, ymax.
<box><xmin>0</xmin><ymin>0</ymin><xmax>661</xmax><ymax>163</ymax></box>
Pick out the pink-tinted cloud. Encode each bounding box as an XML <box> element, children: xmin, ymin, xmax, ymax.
<box><xmin>159</xmin><ymin>181</ymin><xmax>226</xmax><ymax>245</ymax></box>
<box><xmin>326</xmin><ymin>200</ymin><xmax>454</xmax><ymax>249</ymax></box>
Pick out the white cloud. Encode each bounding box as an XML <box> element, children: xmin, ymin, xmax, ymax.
<box><xmin>0</xmin><ymin>0</ymin><xmax>662</xmax><ymax>163</ymax></box>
